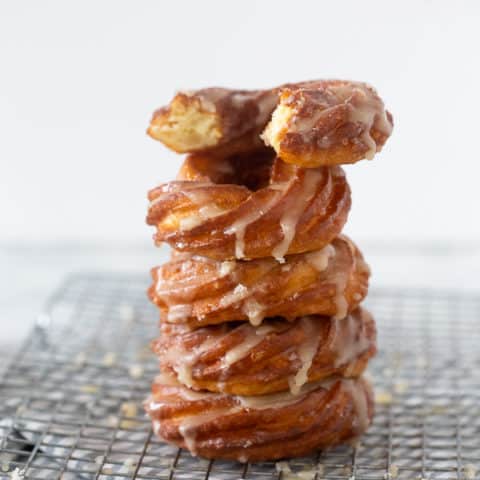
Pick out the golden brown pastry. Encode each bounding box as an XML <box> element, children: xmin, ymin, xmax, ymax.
<box><xmin>152</xmin><ymin>307</ymin><xmax>376</xmax><ymax>395</ymax></box>
<box><xmin>147</xmin><ymin>80</ymin><xmax>393</xmax><ymax>166</ymax></box>
<box><xmin>262</xmin><ymin>80</ymin><xmax>393</xmax><ymax>167</ymax></box>
<box><xmin>145</xmin><ymin>373</ymin><xmax>374</xmax><ymax>462</ymax></box>
<box><xmin>147</xmin><ymin>87</ymin><xmax>278</xmax><ymax>157</ymax></box>
<box><xmin>149</xmin><ymin>235</ymin><xmax>369</xmax><ymax>328</ymax></box>
<box><xmin>147</xmin><ymin>153</ymin><xmax>351</xmax><ymax>260</ymax></box>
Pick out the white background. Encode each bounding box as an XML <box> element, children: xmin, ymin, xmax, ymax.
<box><xmin>1</xmin><ymin>0</ymin><xmax>479</xmax><ymax>246</ymax></box>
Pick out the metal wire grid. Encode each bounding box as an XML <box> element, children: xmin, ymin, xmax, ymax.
<box><xmin>0</xmin><ymin>274</ymin><xmax>479</xmax><ymax>480</ymax></box>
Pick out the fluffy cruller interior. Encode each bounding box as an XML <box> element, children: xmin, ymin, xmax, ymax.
<box><xmin>262</xmin><ymin>80</ymin><xmax>393</xmax><ymax>167</ymax></box>
<box><xmin>147</xmin><ymin>88</ymin><xmax>278</xmax><ymax>158</ymax></box>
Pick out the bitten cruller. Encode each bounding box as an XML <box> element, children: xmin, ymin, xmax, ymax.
<box><xmin>147</xmin><ymin>87</ymin><xmax>279</xmax><ymax>157</ymax></box>
<box><xmin>148</xmin><ymin>80</ymin><xmax>393</xmax><ymax>166</ymax></box>
<box><xmin>144</xmin><ymin>78</ymin><xmax>393</xmax><ymax>462</ymax></box>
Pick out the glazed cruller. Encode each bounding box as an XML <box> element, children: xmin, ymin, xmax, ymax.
<box><xmin>145</xmin><ymin>79</ymin><xmax>393</xmax><ymax>461</ymax></box>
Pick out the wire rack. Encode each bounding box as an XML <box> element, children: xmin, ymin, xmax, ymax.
<box><xmin>1</xmin><ymin>274</ymin><xmax>480</xmax><ymax>480</ymax></box>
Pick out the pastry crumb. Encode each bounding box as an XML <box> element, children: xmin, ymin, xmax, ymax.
<box><xmin>430</xmin><ymin>405</ymin><xmax>448</xmax><ymax>415</ymax></box>
<box><xmin>9</xmin><ymin>468</ymin><xmax>24</xmax><ymax>480</ymax></box>
<box><xmin>129</xmin><ymin>364</ymin><xmax>144</xmax><ymax>379</ymax></box>
<box><xmin>102</xmin><ymin>352</ymin><xmax>117</xmax><ymax>367</ymax></box>
<box><xmin>120</xmin><ymin>402</ymin><xmax>140</xmax><ymax>428</ymax></box>
<box><xmin>375</xmin><ymin>391</ymin><xmax>393</xmax><ymax>405</ymax></box>
<box><xmin>384</xmin><ymin>464</ymin><xmax>399</xmax><ymax>479</ymax></box>
<box><xmin>342</xmin><ymin>465</ymin><xmax>352</xmax><ymax>477</ymax></box>
<box><xmin>393</xmin><ymin>380</ymin><xmax>409</xmax><ymax>394</ymax></box>
<box><xmin>80</xmin><ymin>384</ymin><xmax>99</xmax><ymax>394</ymax></box>
<box><xmin>275</xmin><ymin>461</ymin><xmax>292</xmax><ymax>474</ymax></box>
<box><xmin>463</xmin><ymin>464</ymin><xmax>476</xmax><ymax>479</ymax></box>
<box><xmin>106</xmin><ymin>415</ymin><xmax>119</xmax><ymax>428</ymax></box>
<box><xmin>120</xmin><ymin>401</ymin><xmax>138</xmax><ymax>418</ymax></box>
<box><xmin>121</xmin><ymin>457</ymin><xmax>136</xmax><ymax>473</ymax></box>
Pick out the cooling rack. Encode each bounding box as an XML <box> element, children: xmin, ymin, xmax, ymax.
<box><xmin>1</xmin><ymin>274</ymin><xmax>479</xmax><ymax>480</ymax></box>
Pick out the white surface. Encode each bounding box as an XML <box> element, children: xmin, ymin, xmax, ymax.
<box><xmin>1</xmin><ymin>0</ymin><xmax>480</xmax><ymax>244</ymax></box>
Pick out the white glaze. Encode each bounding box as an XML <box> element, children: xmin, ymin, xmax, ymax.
<box><xmin>175</xmin><ymin>362</ymin><xmax>195</xmax><ymax>388</ymax></box>
<box><xmin>178</xmin><ymin>215</ymin><xmax>204</xmax><ymax>231</ymax></box>
<box><xmin>342</xmin><ymin>379</ymin><xmax>370</xmax><ymax>432</ymax></box>
<box><xmin>160</xmin><ymin>342</ymin><xmax>195</xmax><ymax>388</ymax></box>
<box><xmin>242</xmin><ymin>298</ymin><xmax>266</xmax><ymax>326</ymax></box>
<box><xmin>167</xmin><ymin>304</ymin><xmax>192</xmax><ymax>322</ymax></box>
<box><xmin>345</xmin><ymin>85</ymin><xmax>392</xmax><ymax>159</ymax></box>
<box><xmin>156</xmin><ymin>259</ymin><xmax>238</xmax><ymax>309</ymax></box>
<box><xmin>332</xmin><ymin>272</ymin><xmax>349</xmax><ymax>320</ymax></box>
<box><xmin>180</xmin><ymin>187</ymin><xmax>211</xmax><ymax>205</ymax></box>
<box><xmin>219</xmin><ymin>284</ymin><xmax>249</xmax><ymax>308</ymax></box>
<box><xmin>156</xmin><ymin>278</ymin><xmax>204</xmax><ymax>305</ymax></box>
<box><xmin>306</xmin><ymin>244</ymin><xmax>335</xmax><ymax>271</ymax></box>
<box><xmin>272</xmin><ymin>171</ymin><xmax>323</xmax><ymax>262</ymax></box>
<box><xmin>148</xmin><ymin>182</ymin><xmax>212</xmax><ymax>208</ymax></box>
<box><xmin>240</xmin><ymin>377</ymin><xmax>337</xmax><ymax>411</ymax></box>
<box><xmin>179</xmin><ymin>191</ymin><xmax>226</xmax><ymax>231</ymax></box>
<box><xmin>332</xmin><ymin>311</ymin><xmax>371</xmax><ymax>368</ymax></box>
<box><xmin>224</xmin><ymin>189</ymin><xmax>282</xmax><ymax>259</ymax></box>
<box><xmin>268</xmin><ymin>181</ymin><xmax>290</xmax><ymax>191</ymax></box>
<box><xmin>288</xmin><ymin>317</ymin><xmax>320</xmax><ymax>395</ymax></box>
<box><xmin>152</xmin><ymin>375</ymin><xmax>334</xmax><ymax>412</ymax></box>
<box><xmin>219</xmin><ymin>260</ymin><xmax>236</xmax><ymax>277</ymax></box>
<box><xmin>178</xmin><ymin>409</ymin><xmax>228</xmax><ymax>454</ymax></box>
<box><xmin>286</xmin><ymin>82</ymin><xmax>392</xmax><ymax>160</ymax></box>
<box><xmin>160</xmin><ymin>331</ymin><xmax>227</xmax><ymax>390</ymax></box>
<box><xmin>223</xmin><ymin>324</ymin><xmax>274</xmax><ymax>366</ymax></box>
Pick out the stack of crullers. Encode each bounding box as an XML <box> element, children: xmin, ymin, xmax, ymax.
<box><xmin>145</xmin><ymin>80</ymin><xmax>393</xmax><ymax>462</ymax></box>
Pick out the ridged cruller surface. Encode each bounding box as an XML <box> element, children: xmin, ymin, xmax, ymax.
<box><xmin>147</xmin><ymin>153</ymin><xmax>351</xmax><ymax>261</ymax></box>
<box><xmin>148</xmin><ymin>235</ymin><xmax>370</xmax><ymax>328</ymax></box>
<box><xmin>152</xmin><ymin>307</ymin><xmax>377</xmax><ymax>396</ymax></box>
<box><xmin>145</xmin><ymin>373</ymin><xmax>374</xmax><ymax>462</ymax></box>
